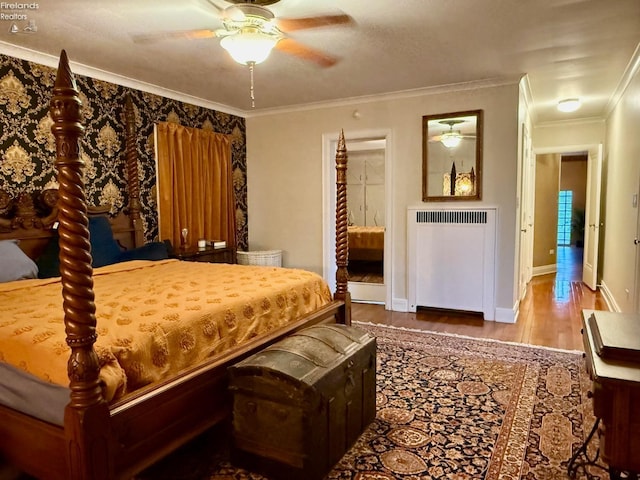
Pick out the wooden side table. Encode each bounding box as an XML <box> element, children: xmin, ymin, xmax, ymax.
<box><xmin>569</xmin><ymin>310</ymin><xmax>640</xmax><ymax>479</ymax></box>
<box><xmin>171</xmin><ymin>246</ymin><xmax>236</xmax><ymax>264</ymax></box>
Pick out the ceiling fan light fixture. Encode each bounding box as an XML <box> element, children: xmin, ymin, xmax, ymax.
<box><xmin>557</xmin><ymin>98</ymin><xmax>581</xmax><ymax>113</ymax></box>
<box><xmin>440</xmin><ymin>130</ymin><xmax>462</xmax><ymax>148</ymax></box>
<box><xmin>220</xmin><ymin>30</ymin><xmax>280</xmax><ymax>65</ymax></box>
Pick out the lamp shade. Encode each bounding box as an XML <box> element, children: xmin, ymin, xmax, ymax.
<box><xmin>220</xmin><ymin>31</ymin><xmax>279</xmax><ymax>65</ymax></box>
<box><xmin>440</xmin><ymin>131</ymin><xmax>462</xmax><ymax>148</ymax></box>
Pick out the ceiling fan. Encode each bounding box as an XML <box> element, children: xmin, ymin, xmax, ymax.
<box><xmin>429</xmin><ymin>120</ymin><xmax>476</xmax><ymax>148</ymax></box>
<box><xmin>134</xmin><ymin>0</ymin><xmax>354</xmax><ymax>68</ymax></box>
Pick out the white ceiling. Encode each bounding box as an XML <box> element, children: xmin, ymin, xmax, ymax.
<box><xmin>1</xmin><ymin>0</ymin><xmax>639</xmax><ymax>122</ymax></box>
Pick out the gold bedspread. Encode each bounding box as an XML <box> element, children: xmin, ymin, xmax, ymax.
<box><xmin>348</xmin><ymin>225</ymin><xmax>385</xmax><ymax>251</ymax></box>
<box><xmin>0</xmin><ymin>260</ymin><xmax>332</xmax><ymax>402</ymax></box>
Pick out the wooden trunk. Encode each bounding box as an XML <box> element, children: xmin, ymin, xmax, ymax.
<box><xmin>228</xmin><ymin>324</ymin><xmax>376</xmax><ymax>480</ymax></box>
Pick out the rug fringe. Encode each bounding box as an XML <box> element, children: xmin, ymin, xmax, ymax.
<box><xmin>353</xmin><ymin>321</ymin><xmax>584</xmax><ymax>355</ymax></box>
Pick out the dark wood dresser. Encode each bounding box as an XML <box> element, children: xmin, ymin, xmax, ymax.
<box><xmin>575</xmin><ymin>310</ymin><xmax>640</xmax><ymax>479</ymax></box>
<box><xmin>171</xmin><ymin>246</ymin><xmax>236</xmax><ymax>264</ymax></box>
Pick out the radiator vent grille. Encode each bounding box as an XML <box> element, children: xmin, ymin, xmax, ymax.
<box><xmin>416</xmin><ymin>210</ymin><xmax>487</xmax><ymax>224</ymax></box>
<box><xmin>407</xmin><ymin>207</ymin><xmax>496</xmax><ymax>319</ymax></box>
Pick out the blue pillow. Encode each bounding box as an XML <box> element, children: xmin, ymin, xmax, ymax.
<box><xmin>0</xmin><ymin>240</ymin><xmax>38</xmax><ymax>282</ymax></box>
<box><xmin>88</xmin><ymin>216</ymin><xmax>122</xmax><ymax>268</ymax></box>
<box><xmin>36</xmin><ymin>235</ymin><xmax>61</xmax><ymax>279</ymax></box>
<box><xmin>116</xmin><ymin>242</ymin><xmax>169</xmax><ymax>262</ymax></box>
<box><xmin>36</xmin><ymin>216</ymin><xmax>123</xmax><ymax>278</ymax></box>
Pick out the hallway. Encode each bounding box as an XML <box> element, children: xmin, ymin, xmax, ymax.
<box><xmin>351</xmin><ymin>246</ymin><xmax>608</xmax><ymax>351</ymax></box>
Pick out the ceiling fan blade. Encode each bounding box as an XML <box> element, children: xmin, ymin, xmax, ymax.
<box><xmin>276</xmin><ymin>14</ymin><xmax>353</xmax><ymax>32</ymax></box>
<box><xmin>133</xmin><ymin>29</ymin><xmax>217</xmax><ymax>43</ymax></box>
<box><xmin>200</xmin><ymin>0</ymin><xmax>246</xmax><ymax>22</ymax></box>
<box><xmin>202</xmin><ymin>0</ymin><xmax>224</xmax><ymax>14</ymax></box>
<box><xmin>276</xmin><ymin>38</ymin><xmax>339</xmax><ymax>68</ymax></box>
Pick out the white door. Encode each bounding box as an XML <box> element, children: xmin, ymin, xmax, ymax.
<box><xmin>518</xmin><ymin>125</ymin><xmax>534</xmax><ymax>299</ymax></box>
<box><xmin>635</xmin><ymin>187</ymin><xmax>640</xmax><ymax>312</ymax></box>
<box><xmin>582</xmin><ymin>144</ymin><xmax>603</xmax><ymax>290</ymax></box>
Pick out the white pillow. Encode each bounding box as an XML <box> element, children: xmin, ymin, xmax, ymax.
<box><xmin>0</xmin><ymin>240</ymin><xmax>39</xmax><ymax>282</ymax></box>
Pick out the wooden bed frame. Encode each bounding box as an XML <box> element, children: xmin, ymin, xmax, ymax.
<box><xmin>0</xmin><ymin>92</ymin><xmax>143</xmax><ymax>257</ymax></box>
<box><xmin>0</xmin><ymin>50</ymin><xmax>352</xmax><ymax>480</ymax></box>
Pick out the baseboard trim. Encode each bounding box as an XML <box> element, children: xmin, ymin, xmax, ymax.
<box><xmin>599</xmin><ymin>280</ymin><xmax>620</xmax><ymax>312</ymax></box>
<box><xmin>495</xmin><ymin>304</ymin><xmax>518</xmax><ymax>324</ymax></box>
<box><xmin>392</xmin><ymin>298</ymin><xmax>409</xmax><ymax>312</ymax></box>
<box><xmin>532</xmin><ymin>264</ymin><xmax>557</xmax><ymax>276</ymax></box>
<box><xmin>392</xmin><ymin>297</ymin><xmax>508</xmax><ymax>321</ymax></box>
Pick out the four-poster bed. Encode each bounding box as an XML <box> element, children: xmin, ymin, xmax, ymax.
<box><xmin>0</xmin><ymin>50</ymin><xmax>352</xmax><ymax>479</ymax></box>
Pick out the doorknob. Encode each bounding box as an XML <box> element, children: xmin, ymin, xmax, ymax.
<box><xmin>635</xmin><ymin>238</ymin><xmax>640</xmax><ymax>245</ymax></box>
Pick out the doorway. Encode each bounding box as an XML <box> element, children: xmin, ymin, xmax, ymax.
<box><xmin>527</xmin><ymin>145</ymin><xmax>602</xmax><ymax>291</ymax></box>
<box><xmin>346</xmin><ymin>139</ymin><xmax>386</xmax><ymax>303</ymax></box>
<box><xmin>322</xmin><ymin>129</ymin><xmax>393</xmax><ymax>307</ymax></box>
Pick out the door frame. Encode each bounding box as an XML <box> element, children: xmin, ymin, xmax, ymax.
<box><xmin>322</xmin><ymin>128</ymin><xmax>393</xmax><ymax>309</ymax></box>
<box><xmin>517</xmin><ymin>123</ymin><xmax>534</xmax><ymax>300</ymax></box>
<box><xmin>582</xmin><ymin>144</ymin><xmax>603</xmax><ymax>290</ymax></box>
<box><xmin>532</xmin><ymin>143</ymin><xmax>603</xmax><ymax>287</ymax></box>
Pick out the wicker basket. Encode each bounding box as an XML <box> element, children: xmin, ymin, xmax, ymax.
<box><xmin>237</xmin><ymin>250</ymin><xmax>282</xmax><ymax>267</ymax></box>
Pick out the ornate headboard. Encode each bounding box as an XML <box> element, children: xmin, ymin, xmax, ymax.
<box><xmin>0</xmin><ymin>187</ymin><xmax>60</xmax><ymax>259</ymax></box>
<box><xmin>0</xmin><ymin>94</ymin><xmax>144</xmax><ymax>260</ymax></box>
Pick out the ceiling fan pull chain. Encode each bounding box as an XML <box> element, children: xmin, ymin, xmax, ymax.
<box><xmin>249</xmin><ymin>62</ymin><xmax>256</xmax><ymax>108</ymax></box>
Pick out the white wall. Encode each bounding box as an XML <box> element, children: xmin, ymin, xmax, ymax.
<box><xmin>534</xmin><ymin>119</ymin><xmax>605</xmax><ymax>148</ymax></box>
<box><xmin>246</xmin><ymin>82</ymin><xmax>521</xmax><ymax>318</ymax></box>
<box><xmin>600</xmin><ymin>68</ymin><xmax>640</xmax><ymax>312</ymax></box>
<box><xmin>531</xmin><ymin>62</ymin><xmax>640</xmax><ymax>313</ymax></box>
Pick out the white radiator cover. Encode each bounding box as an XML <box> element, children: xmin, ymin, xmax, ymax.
<box><xmin>407</xmin><ymin>207</ymin><xmax>496</xmax><ymax>320</ymax></box>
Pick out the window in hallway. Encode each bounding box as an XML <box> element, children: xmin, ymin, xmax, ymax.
<box><xmin>557</xmin><ymin>190</ymin><xmax>573</xmax><ymax>246</ymax></box>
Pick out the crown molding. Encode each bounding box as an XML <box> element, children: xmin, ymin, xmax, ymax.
<box><xmin>0</xmin><ymin>42</ymin><xmax>246</xmax><ymax>118</ymax></box>
<box><xmin>518</xmin><ymin>74</ymin><xmax>536</xmax><ymax>124</ymax></box>
<box><xmin>534</xmin><ymin>116</ymin><xmax>605</xmax><ymax>129</ymax></box>
<box><xmin>245</xmin><ymin>75</ymin><xmax>523</xmax><ymax>118</ymax></box>
<box><xmin>605</xmin><ymin>41</ymin><xmax>640</xmax><ymax>118</ymax></box>
<box><xmin>0</xmin><ymin>41</ymin><xmax>533</xmax><ymax>121</ymax></box>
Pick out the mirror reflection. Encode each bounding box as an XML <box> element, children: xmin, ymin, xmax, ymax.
<box><xmin>347</xmin><ymin>141</ymin><xmax>385</xmax><ymax>284</ymax></box>
<box><xmin>422</xmin><ymin>110</ymin><xmax>483</xmax><ymax>201</ymax></box>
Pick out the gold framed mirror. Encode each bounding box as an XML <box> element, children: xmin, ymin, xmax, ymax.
<box><xmin>422</xmin><ymin>109</ymin><xmax>483</xmax><ymax>201</ymax></box>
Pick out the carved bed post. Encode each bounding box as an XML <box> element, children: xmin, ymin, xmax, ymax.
<box><xmin>50</xmin><ymin>50</ymin><xmax>112</xmax><ymax>480</ymax></box>
<box><xmin>124</xmin><ymin>94</ymin><xmax>144</xmax><ymax>247</ymax></box>
<box><xmin>334</xmin><ymin>129</ymin><xmax>351</xmax><ymax>325</ymax></box>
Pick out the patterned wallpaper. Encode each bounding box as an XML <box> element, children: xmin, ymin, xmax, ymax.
<box><xmin>0</xmin><ymin>53</ymin><xmax>248</xmax><ymax>250</ymax></box>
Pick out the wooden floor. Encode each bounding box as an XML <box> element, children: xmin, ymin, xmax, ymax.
<box><xmin>348</xmin><ymin>260</ymin><xmax>384</xmax><ymax>283</ymax></box>
<box><xmin>351</xmin><ymin>246</ymin><xmax>609</xmax><ymax>351</ymax></box>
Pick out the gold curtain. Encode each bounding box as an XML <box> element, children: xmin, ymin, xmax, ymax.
<box><xmin>156</xmin><ymin>122</ymin><xmax>235</xmax><ymax>250</ymax></box>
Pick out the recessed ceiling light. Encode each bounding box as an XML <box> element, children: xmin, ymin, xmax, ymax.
<box><xmin>557</xmin><ymin>98</ymin><xmax>581</xmax><ymax>113</ymax></box>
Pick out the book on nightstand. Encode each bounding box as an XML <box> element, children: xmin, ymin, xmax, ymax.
<box><xmin>587</xmin><ymin>311</ymin><xmax>640</xmax><ymax>363</ymax></box>
<box><xmin>211</xmin><ymin>240</ymin><xmax>226</xmax><ymax>248</ymax></box>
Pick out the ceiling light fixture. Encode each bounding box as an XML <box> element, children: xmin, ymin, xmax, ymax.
<box><xmin>220</xmin><ymin>28</ymin><xmax>280</xmax><ymax>65</ymax></box>
<box><xmin>438</xmin><ymin>119</ymin><xmax>466</xmax><ymax>148</ymax></box>
<box><xmin>557</xmin><ymin>98</ymin><xmax>581</xmax><ymax>113</ymax></box>
<box><xmin>440</xmin><ymin>130</ymin><xmax>463</xmax><ymax>149</ymax></box>
<box><xmin>220</xmin><ymin>28</ymin><xmax>281</xmax><ymax>108</ymax></box>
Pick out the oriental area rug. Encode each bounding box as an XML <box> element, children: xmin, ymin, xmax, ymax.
<box><xmin>137</xmin><ymin>322</ymin><xmax>609</xmax><ymax>480</ymax></box>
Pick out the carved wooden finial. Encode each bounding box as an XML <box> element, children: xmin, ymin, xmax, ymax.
<box><xmin>51</xmin><ymin>49</ymin><xmax>112</xmax><ymax>479</ymax></box>
<box><xmin>54</xmin><ymin>50</ymin><xmax>76</xmax><ymax>90</ymax></box>
<box><xmin>124</xmin><ymin>94</ymin><xmax>144</xmax><ymax>246</ymax></box>
<box><xmin>334</xmin><ymin>129</ymin><xmax>351</xmax><ymax>324</ymax></box>
<box><xmin>51</xmin><ymin>48</ymin><xmax>99</xmax><ymax>395</ymax></box>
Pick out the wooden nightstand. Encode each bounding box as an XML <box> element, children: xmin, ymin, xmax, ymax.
<box><xmin>171</xmin><ymin>246</ymin><xmax>236</xmax><ymax>264</ymax></box>
<box><xmin>568</xmin><ymin>310</ymin><xmax>640</xmax><ymax>479</ymax></box>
